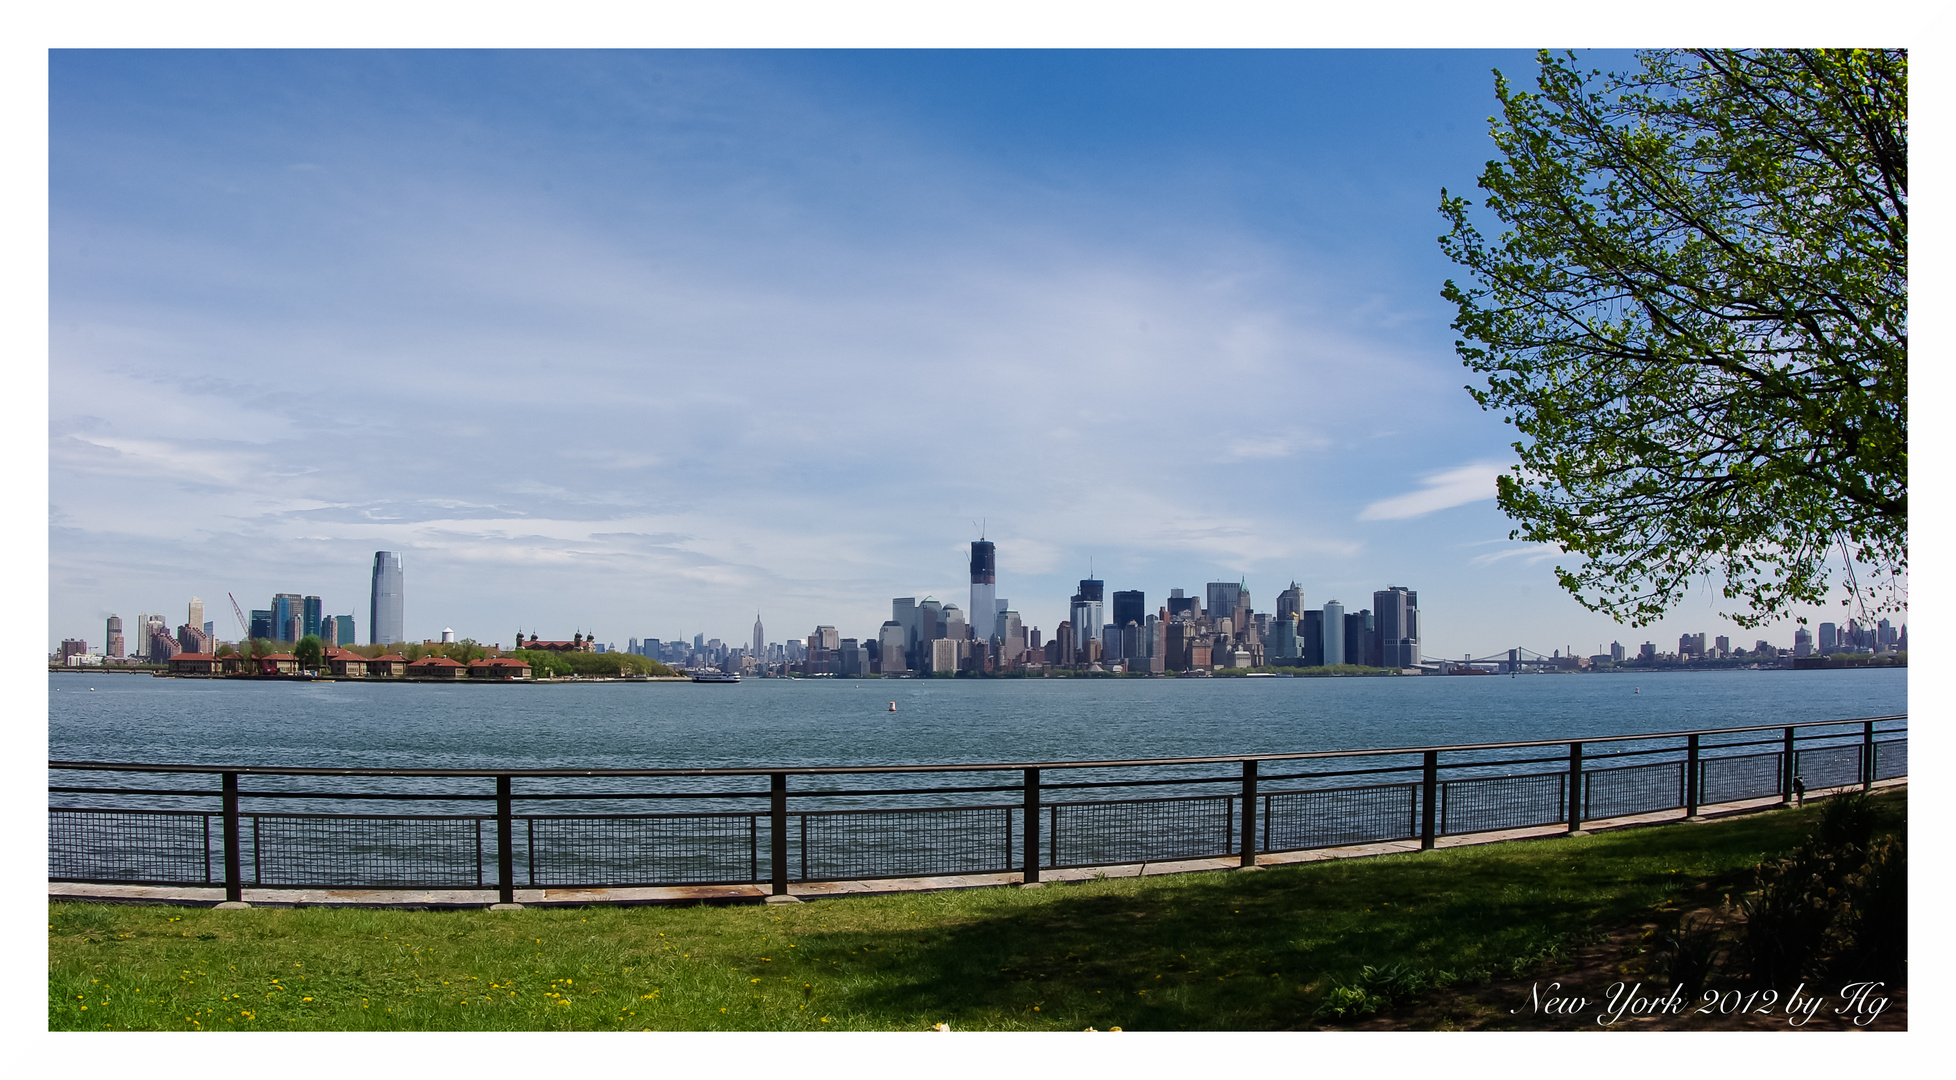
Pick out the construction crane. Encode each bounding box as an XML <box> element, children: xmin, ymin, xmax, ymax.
<box><xmin>228</xmin><ymin>593</ymin><xmax>251</xmax><ymax>639</ymax></box>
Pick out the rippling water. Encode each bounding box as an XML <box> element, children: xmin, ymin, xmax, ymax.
<box><xmin>48</xmin><ymin>668</ymin><xmax>1907</xmax><ymax>770</ymax></box>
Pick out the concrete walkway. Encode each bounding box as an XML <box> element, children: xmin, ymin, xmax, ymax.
<box><xmin>49</xmin><ymin>779</ymin><xmax>1902</xmax><ymax>909</ymax></box>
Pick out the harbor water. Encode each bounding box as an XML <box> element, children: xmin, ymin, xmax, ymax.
<box><xmin>49</xmin><ymin>668</ymin><xmax>1908</xmax><ymax>771</ymax></box>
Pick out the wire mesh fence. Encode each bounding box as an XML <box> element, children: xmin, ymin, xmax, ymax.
<box><xmin>49</xmin><ymin>808</ymin><xmax>216</xmax><ymax>885</ymax></box>
<box><xmin>248</xmin><ymin>814</ymin><xmax>486</xmax><ymax>888</ymax></box>
<box><xmin>1875</xmin><ymin>740</ymin><xmax>1906</xmax><ymax>781</ymax></box>
<box><xmin>1440</xmin><ymin>773</ymin><xmax>1567</xmax><ymax>835</ymax></box>
<box><xmin>48</xmin><ymin>718</ymin><xmax>1906</xmax><ymax>895</ymax></box>
<box><xmin>1795</xmin><ymin>745</ymin><xmax>1865</xmax><ymax>790</ymax></box>
<box><xmin>1699</xmin><ymin>752</ymin><xmax>1783</xmax><ymax>805</ymax></box>
<box><xmin>798</xmin><ymin>805</ymin><xmax>1015</xmax><ymax>880</ymax></box>
<box><xmin>1261</xmin><ymin>784</ymin><xmax>1419</xmax><ymax>850</ymax></box>
<box><xmin>1047</xmin><ymin>795</ymin><xmax>1235</xmax><ymax>868</ymax></box>
<box><xmin>1583</xmin><ymin>762</ymin><xmax>1684</xmax><ymax>820</ymax></box>
<box><xmin>525</xmin><ymin>813</ymin><xmax>759</xmax><ymax>887</ymax></box>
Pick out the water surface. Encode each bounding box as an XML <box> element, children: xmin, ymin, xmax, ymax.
<box><xmin>48</xmin><ymin>669</ymin><xmax>1907</xmax><ymax>771</ymax></box>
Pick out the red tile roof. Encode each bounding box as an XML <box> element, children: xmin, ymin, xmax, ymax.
<box><xmin>172</xmin><ymin>653</ymin><xmax>219</xmax><ymax>661</ymax></box>
<box><xmin>406</xmin><ymin>656</ymin><xmax>464</xmax><ymax>667</ymax></box>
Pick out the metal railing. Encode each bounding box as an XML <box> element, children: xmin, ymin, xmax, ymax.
<box><xmin>48</xmin><ymin>715</ymin><xmax>1906</xmax><ymax>903</ymax></box>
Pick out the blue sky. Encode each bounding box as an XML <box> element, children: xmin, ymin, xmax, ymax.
<box><xmin>48</xmin><ymin>49</ymin><xmax>1897</xmax><ymax>657</ymax></box>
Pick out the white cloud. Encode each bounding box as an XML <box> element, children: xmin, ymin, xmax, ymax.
<box><xmin>1468</xmin><ymin>543</ymin><xmax>1563</xmax><ymax>568</ymax></box>
<box><xmin>1219</xmin><ymin>428</ymin><xmax>1330</xmax><ymax>462</ymax></box>
<box><xmin>1358</xmin><ymin>462</ymin><xmax>1505</xmax><ymax>521</ymax></box>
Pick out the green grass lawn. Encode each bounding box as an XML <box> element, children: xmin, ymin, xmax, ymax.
<box><xmin>49</xmin><ymin>789</ymin><xmax>1903</xmax><ymax>1031</ymax></box>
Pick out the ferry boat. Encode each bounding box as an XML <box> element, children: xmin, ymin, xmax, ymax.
<box><xmin>689</xmin><ymin>669</ymin><xmax>741</xmax><ymax>683</ymax></box>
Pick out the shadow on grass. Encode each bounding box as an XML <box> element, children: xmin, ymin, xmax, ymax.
<box><xmin>810</xmin><ymin>794</ymin><xmax>1902</xmax><ymax>1030</ymax></box>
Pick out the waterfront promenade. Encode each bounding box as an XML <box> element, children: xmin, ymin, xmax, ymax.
<box><xmin>50</xmin><ymin>779</ymin><xmax>1905</xmax><ymax>909</ymax></box>
<box><xmin>50</xmin><ymin>713</ymin><xmax>1904</xmax><ymax>910</ymax></box>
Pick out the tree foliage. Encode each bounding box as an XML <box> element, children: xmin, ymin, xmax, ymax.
<box><xmin>1440</xmin><ymin>49</ymin><xmax>1905</xmax><ymax>627</ymax></box>
<box><xmin>292</xmin><ymin>635</ymin><xmax>324</xmax><ymax>670</ymax></box>
<box><xmin>510</xmin><ymin>649</ymin><xmax>674</xmax><ymax>678</ymax></box>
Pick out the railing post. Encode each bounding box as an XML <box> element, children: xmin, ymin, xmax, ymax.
<box><xmin>1239</xmin><ymin>760</ymin><xmax>1259</xmax><ymax>867</ymax></box>
<box><xmin>496</xmin><ymin>775</ymin><xmax>514</xmax><ymax>905</ymax></box>
<box><xmin>1566</xmin><ymin>742</ymin><xmax>1584</xmax><ymax>834</ymax></box>
<box><xmin>1780</xmin><ymin>726</ymin><xmax>1796</xmax><ymax>806</ymax></box>
<box><xmin>221</xmin><ymin>771</ymin><xmax>242</xmax><ymax>903</ymax></box>
<box><xmin>1023</xmin><ymin>768</ymin><xmax>1041</xmax><ymax>884</ymax></box>
<box><xmin>1685</xmin><ymin>735</ymin><xmax>1701</xmax><ymax>818</ymax></box>
<box><xmin>1420</xmin><ymin>750</ymin><xmax>1438</xmax><ymax>850</ymax></box>
<box><xmin>770</xmin><ymin>772</ymin><xmax>789</xmax><ymax>896</ymax></box>
<box><xmin>1862</xmin><ymin>721</ymin><xmax>1875</xmax><ymax>791</ymax></box>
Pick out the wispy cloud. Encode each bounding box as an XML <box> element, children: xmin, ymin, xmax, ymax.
<box><xmin>1358</xmin><ymin>462</ymin><xmax>1505</xmax><ymax>521</ymax></box>
<box><xmin>1468</xmin><ymin>543</ymin><xmax>1564</xmax><ymax>568</ymax></box>
<box><xmin>1219</xmin><ymin>428</ymin><xmax>1329</xmax><ymax>462</ymax></box>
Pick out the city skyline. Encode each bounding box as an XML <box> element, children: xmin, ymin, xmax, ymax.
<box><xmin>53</xmin><ymin>535</ymin><xmax>1902</xmax><ymax>672</ymax></box>
<box><xmin>48</xmin><ymin>50</ymin><xmax>1904</xmax><ymax>656</ymax></box>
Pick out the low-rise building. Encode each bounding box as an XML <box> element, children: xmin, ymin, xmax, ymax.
<box><xmin>516</xmin><ymin>634</ymin><xmax>595</xmax><ymax>653</ymax></box>
<box><xmin>367</xmin><ymin>653</ymin><xmax>409</xmax><ymax>677</ymax></box>
<box><xmin>256</xmin><ymin>653</ymin><xmax>299</xmax><ymax>676</ymax></box>
<box><xmin>168</xmin><ymin>652</ymin><xmax>223</xmax><ymax>675</ymax></box>
<box><xmin>325</xmin><ymin>651</ymin><xmax>370</xmax><ymax>678</ymax></box>
<box><xmin>468</xmin><ymin>657</ymin><xmax>532</xmax><ymax>680</ymax></box>
<box><xmin>405</xmin><ymin>656</ymin><xmax>468</xmax><ymax>679</ymax></box>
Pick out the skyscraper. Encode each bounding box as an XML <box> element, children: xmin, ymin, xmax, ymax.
<box><xmin>879</xmin><ymin>621</ymin><xmax>908</xmax><ymax>674</ymax></box>
<box><xmin>753</xmin><ymin>613</ymin><xmax>765</xmax><ymax>659</ymax></box>
<box><xmin>1344</xmin><ymin>608</ymin><xmax>1373</xmax><ymax>666</ymax></box>
<box><xmin>1000</xmin><ymin>610</ymin><xmax>1024</xmax><ymax>664</ymax></box>
<box><xmin>303</xmin><ymin>595</ymin><xmax>324</xmax><ymax>639</ymax></box>
<box><xmin>1111</xmin><ymin>590</ymin><xmax>1146</xmax><ymax>632</ymax></box>
<box><xmin>187</xmin><ymin>597</ymin><xmax>204</xmax><ymax>633</ymax></box>
<box><xmin>1322</xmin><ymin>600</ymin><xmax>1345</xmax><ymax>667</ymax></box>
<box><xmin>370</xmin><ymin>551</ymin><xmax>404</xmax><ymax>644</ymax></box>
<box><xmin>334</xmin><ymin>615</ymin><xmax>356</xmax><ymax>646</ymax></box>
<box><xmin>105</xmin><ymin>615</ymin><xmax>125</xmax><ymax>659</ymax></box>
<box><xmin>1205</xmin><ymin>582</ymin><xmax>1243</xmax><ymax>624</ymax></box>
<box><xmin>1269</xmin><ymin>614</ymin><xmax>1300</xmax><ymax>661</ymax></box>
<box><xmin>1275</xmin><ymin>582</ymin><xmax>1304</xmax><ymax>621</ymax></box>
<box><xmin>969</xmin><ymin>540</ymin><xmax>996</xmax><ymax>645</ymax></box>
<box><xmin>1373</xmin><ymin>586</ymin><xmax>1419</xmax><ymax>669</ymax></box>
<box><xmin>272</xmin><ymin>593</ymin><xmax>302</xmax><ymax>642</ymax></box>
<box><xmin>918</xmin><ymin>598</ymin><xmax>943</xmax><ymax>654</ymax></box>
<box><xmin>1070</xmin><ymin>576</ymin><xmax>1104</xmax><ymax>649</ymax></box>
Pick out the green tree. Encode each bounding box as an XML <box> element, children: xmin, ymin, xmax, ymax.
<box><xmin>1439</xmin><ymin>49</ymin><xmax>1905</xmax><ymax>627</ymax></box>
<box><xmin>292</xmin><ymin>635</ymin><xmax>324</xmax><ymax>670</ymax></box>
<box><xmin>248</xmin><ymin>637</ymin><xmax>273</xmax><ymax>659</ymax></box>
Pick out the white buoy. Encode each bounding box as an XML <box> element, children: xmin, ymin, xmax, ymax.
<box><xmin>888</xmin><ymin>701</ymin><xmax>897</xmax><ymax>712</ymax></box>
<box><xmin>1634</xmin><ymin>687</ymin><xmax>1640</xmax><ymax>694</ymax></box>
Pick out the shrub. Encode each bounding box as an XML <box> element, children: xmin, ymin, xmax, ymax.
<box><xmin>1312</xmin><ymin>964</ymin><xmax>1457</xmax><ymax>1021</ymax></box>
<box><xmin>1832</xmin><ymin>834</ymin><xmax>1906</xmax><ymax>985</ymax></box>
<box><xmin>1731</xmin><ymin>793</ymin><xmax>1905</xmax><ymax>987</ymax></box>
